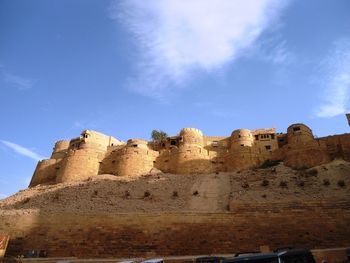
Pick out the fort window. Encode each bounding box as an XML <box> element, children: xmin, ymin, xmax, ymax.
<box><xmin>162</xmin><ymin>143</ymin><xmax>165</xmax><ymax>147</ymax></box>
<box><xmin>212</xmin><ymin>141</ymin><xmax>219</xmax><ymax>147</ymax></box>
<box><xmin>271</xmin><ymin>134</ymin><xmax>275</xmax><ymax>139</ymax></box>
<box><xmin>293</xmin><ymin>127</ymin><xmax>301</xmax><ymax>131</ymax></box>
<box><xmin>238</xmin><ymin>135</ymin><xmax>241</xmax><ymax>138</ymax></box>
<box><xmin>265</xmin><ymin>145</ymin><xmax>271</xmax><ymax>150</ymax></box>
<box><xmin>84</xmin><ymin>134</ymin><xmax>88</xmax><ymax>138</ymax></box>
<box><xmin>255</xmin><ymin>135</ymin><xmax>259</xmax><ymax>140</ymax></box>
<box><xmin>279</xmin><ymin>139</ymin><xmax>285</xmax><ymax>142</ymax></box>
<box><xmin>132</xmin><ymin>144</ymin><xmax>138</xmax><ymax>147</ymax></box>
<box><xmin>112</xmin><ymin>160</ymin><xmax>116</xmax><ymax>164</ymax></box>
<box><xmin>241</xmin><ymin>144</ymin><xmax>244</xmax><ymax>146</ymax></box>
<box><xmin>170</xmin><ymin>140</ymin><xmax>177</xmax><ymax>146</ymax></box>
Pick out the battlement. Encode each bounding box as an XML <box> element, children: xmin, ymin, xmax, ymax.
<box><xmin>29</xmin><ymin>116</ymin><xmax>350</xmax><ymax>187</ymax></box>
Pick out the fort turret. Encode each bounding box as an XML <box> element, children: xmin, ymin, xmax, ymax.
<box><xmin>99</xmin><ymin>139</ymin><xmax>158</xmax><ymax>176</ymax></box>
<box><xmin>287</xmin><ymin>123</ymin><xmax>314</xmax><ymax>145</ymax></box>
<box><xmin>230</xmin><ymin>129</ymin><xmax>253</xmax><ymax>149</ymax></box>
<box><xmin>55</xmin><ymin>130</ymin><xmax>123</xmax><ymax>183</ymax></box>
<box><xmin>51</xmin><ymin>140</ymin><xmax>70</xmax><ymax>159</ymax></box>
<box><xmin>179</xmin><ymin>128</ymin><xmax>204</xmax><ymax>147</ymax></box>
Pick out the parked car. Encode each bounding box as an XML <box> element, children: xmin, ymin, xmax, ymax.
<box><xmin>346</xmin><ymin>248</ymin><xmax>350</xmax><ymax>263</ymax></box>
<box><xmin>141</xmin><ymin>258</ymin><xmax>165</xmax><ymax>263</ymax></box>
<box><xmin>196</xmin><ymin>256</ymin><xmax>227</xmax><ymax>263</ymax></box>
<box><xmin>223</xmin><ymin>249</ymin><xmax>316</xmax><ymax>263</ymax></box>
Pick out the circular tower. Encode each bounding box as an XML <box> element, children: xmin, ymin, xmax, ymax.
<box><xmin>51</xmin><ymin>140</ymin><xmax>70</xmax><ymax>159</ymax></box>
<box><xmin>230</xmin><ymin>129</ymin><xmax>254</xmax><ymax>149</ymax></box>
<box><xmin>179</xmin><ymin>128</ymin><xmax>204</xmax><ymax>147</ymax></box>
<box><xmin>287</xmin><ymin>123</ymin><xmax>314</xmax><ymax>145</ymax></box>
<box><xmin>100</xmin><ymin>139</ymin><xmax>158</xmax><ymax>177</ymax></box>
<box><xmin>226</xmin><ymin>129</ymin><xmax>258</xmax><ymax>171</ymax></box>
<box><xmin>56</xmin><ymin>149</ymin><xmax>103</xmax><ymax>183</ymax></box>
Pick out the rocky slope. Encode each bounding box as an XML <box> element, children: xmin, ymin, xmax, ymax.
<box><xmin>0</xmin><ymin>160</ymin><xmax>349</xmax><ymax>215</ymax></box>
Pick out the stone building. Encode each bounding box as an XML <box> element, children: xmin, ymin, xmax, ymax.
<box><xmin>29</xmin><ymin>116</ymin><xmax>350</xmax><ymax>187</ymax></box>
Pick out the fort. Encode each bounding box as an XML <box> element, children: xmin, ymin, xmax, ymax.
<box><xmin>1</xmin><ymin>117</ymin><xmax>350</xmax><ymax>261</ymax></box>
<box><xmin>30</xmin><ymin>120</ymin><xmax>350</xmax><ymax>187</ymax></box>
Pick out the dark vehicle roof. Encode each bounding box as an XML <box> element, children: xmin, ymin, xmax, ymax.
<box><xmin>223</xmin><ymin>249</ymin><xmax>314</xmax><ymax>263</ymax></box>
<box><xmin>197</xmin><ymin>257</ymin><xmax>226</xmax><ymax>259</ymax></box>
<box><xmin>223</xmin><ymin>253</ymin><xmax>277</xmax><ymax>263</ymax></box>
<box><xmin>196</xmin><ymin>256</ymin><xmax>227</xmax><ymax>262</ymax></box>
<box><xmin>277</xmin><ymin>249</ymin><xmax>313</xmax><ymax>257</ymax></box>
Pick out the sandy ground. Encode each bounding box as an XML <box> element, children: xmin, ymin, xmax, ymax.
<box><xmin>0</xmin><ymin>160</ymin><xmax>349</xmax><ymax>215</ymax></box>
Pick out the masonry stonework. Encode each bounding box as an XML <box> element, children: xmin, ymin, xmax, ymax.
<box><xmin>2</xmin><ymin>201</ymin><xmax>350</xmax><ymax>258</ymax></box>
<box><xmin>29</xmin><ymin>117</ymin><xmax>350</xmax><ymax>187</ymax></box>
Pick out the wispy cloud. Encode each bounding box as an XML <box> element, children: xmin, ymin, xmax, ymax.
<box><xmin>253</xmin><ymin>37</ymin><xmax>295</xmax><ymax>65</ymax></box>
<box><xmin>3</xmin><ymin>72</ymin><xmax>36</xmax><ymax>90</ymax></box>
<box><xmin>0</xmin><ymin>140</ymin><xmax>47</xmax><ymax>161</ymax></box>
<box><xmin>111</xmin><ymin>0</ymin><xmax>290</xmax><ymax>99</ymax></box>
<box><xmin>315</xmin><ymin>38</ymin><xmax>350</xmax><ymax>118</ymax></box>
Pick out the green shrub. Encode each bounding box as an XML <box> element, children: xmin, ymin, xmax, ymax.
<box><xmin>242</xmin><ymin>182</ymin><xmax>249</xmax><ymax>189</ymax></box>
<box><xmin>259</xmin><ymin>160</ymin><xmax>281</xmax><ymax>169</ymax></box>
<box><xmin>280</xmin><ymin>181</ymin><xmax>288</xmax><ymax>188</ymax></box>
<box><xmin>307</xmin><ymin>169</ymin><xmax>318</xmax><ymax>176</ymax></box>
<box><xmin>323</xmin><ymin>179</ymin><xmax>330</xmax><ymax>186</ymax></box>
<box><xmin>261</xmin><ymin>179</ymin><xmax>269</xmax><ymax>187</ymax></box>
<box><xmin>338</xmin><ymin>180</ymin><xmax>346</xmax><ymax>188</ymax></box>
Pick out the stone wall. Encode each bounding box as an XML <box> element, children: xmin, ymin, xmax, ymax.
<box><xmin>29</xmin><ymin>159</ymin><xmax>61</xmax><ymax>187</ymax></box>
<box><xmin>319</xmin><ymin>134</ymin><xmax>350</xmax><ymax>161</ymax></box>
<box><xmin>2</xmin><ymin>200</ymin><xmax>350</xmax><ymax>258</ymax></box>
<box><xmin>28</xmin><ymin>123</ymin><xmax>350</xmax><ymax>186</ymax></box>
<box><xmin>100</xmin><ymin>140</ymin><xmax>159</xmax><ymax>176</ymax></box>
<box><xmin>55</xmin><ymin>149</ymin><xmax>104</xmax><ymax>183</ymax></box>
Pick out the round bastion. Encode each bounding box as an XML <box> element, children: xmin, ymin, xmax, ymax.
<box><xmin>230</xmin><ymin>129</ymin><xmax>254</xmax><ymax>148</ymax></box>
<box><xmin>51</xmin><ymin>140</ymin><xmax>70</xmax><ymax>159</ymax></box>
<box><xmin>127</xmin><ymin>139</ymin><xmax>149</xmax><ymax>150</ymax></box>
<box><xmin>53</xmin><ymin>140</ymin><xmax>70</xmax><ymax>153</ymax></box>
<box><xmin>179</xmin><ymin>128</ymin><xmax>204</xmax><ymax>147</ymax></box>
<box><xmin>287</xmin><ymin>123</ymin><xmax>314</xmax><ymax>144</ymax></box>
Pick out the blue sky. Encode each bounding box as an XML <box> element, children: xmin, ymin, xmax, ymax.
<box><xmin>1</xmin><ymin>0</ymin><xmax>350</xmax><ymax>198</ymax></box>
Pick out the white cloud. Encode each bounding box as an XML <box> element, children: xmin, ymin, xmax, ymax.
<box><xmin>0</xmin><ymin>140</ymin><xmax>47</xmax><ymax>162</ymax></box>
<box><xmin>315</xmin><ymin>38</ymin><xmax>350</xmax><ymax>118</ymax></box>
<box><xmin>3</xmin><ymin>72</ymin><xmax>35</xmax><ymax>90</ymax></box>
<box><xmin>112</xmin><ymin>0</ymin><xmax>290</xmax><ymax>99</ymax></box>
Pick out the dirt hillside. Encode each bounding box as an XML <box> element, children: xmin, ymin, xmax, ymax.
<box><xmin>1</xmin><ymin>160</ymin><xmax>349</xmax><ymax>215</ymax></box>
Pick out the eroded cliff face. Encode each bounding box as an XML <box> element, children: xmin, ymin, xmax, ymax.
<box><xmin>1</xmin><ymin>160</ymin><xmax>350</xmax><ymax>258</ymax></box>
<box><xmin>29</xmin><ymin>124</ymin><xmax>350</xmax><ymax>187</ymax></box>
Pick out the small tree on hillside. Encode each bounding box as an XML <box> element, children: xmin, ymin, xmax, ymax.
<box><xmin>151</xmin><ymin>130</ymin><xmax>168</xmax><ymax>141</ymax></box>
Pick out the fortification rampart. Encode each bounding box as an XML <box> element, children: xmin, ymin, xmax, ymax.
<box><xmin>99</xmin><ymin>139</ymin><xmax>159</xmax><ymax>176</ymax></box>
<box><xmin>28</xmin><ymin>116</ymin><xmax>350</xmax><ymax>187</ymax></box>
<box><xmin>29</xmin><ymin>159</ymin><xmax>61</xmax><ymax>187</ymax></box>
<box><xmin>2</xmin><ymin>201</ymin><xmax>350</xmax><ymax>258</ymax></box>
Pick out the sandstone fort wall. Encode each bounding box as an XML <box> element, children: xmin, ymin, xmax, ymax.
<box><xmin>2</xmin><ymin>200</ymin><xmax>350</xmax><ymax>258</ymax></box>
<box><xmin>29</xmin><ymin>117</ymin><xmax>350</xmax><ymax>187</ymax></box>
